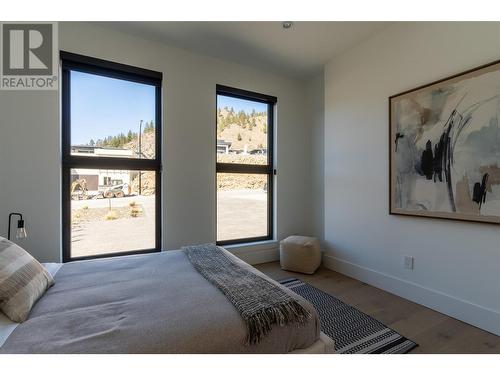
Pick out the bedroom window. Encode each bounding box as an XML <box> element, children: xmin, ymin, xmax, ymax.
<box><xmin>61</xmin><ymin>52</ymin><xmax>162</xmax><ymax>262</ymax></box>
<box><xmin>216</xmin><ymin>85</ymin><xmax>276</xmax><ymax>245</ymax></box>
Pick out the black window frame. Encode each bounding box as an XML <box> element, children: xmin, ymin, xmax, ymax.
<box><xmin>215</xmin><ymin>84</ymin><xmax>276</xmax><ymax>246</ymax></box>
<box><xmin>61</xmin><ymin>51</ymin><xmax>162</xmax><ymax>262</ymax></box>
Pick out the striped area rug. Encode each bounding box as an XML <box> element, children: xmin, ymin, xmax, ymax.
<box><xmin>280</xmin><ymin>278</ymin><xmax>418</xmax><ymax>354</ymax></box>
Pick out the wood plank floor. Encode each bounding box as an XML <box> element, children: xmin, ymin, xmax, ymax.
<box><xmin>255</xmin><ymin>262</ymin><xmax>500</xmax><ymax>354</ymax></box>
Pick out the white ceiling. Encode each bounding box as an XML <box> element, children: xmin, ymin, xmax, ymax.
<box><xmin>95</xmin><ymin>22</ymin><xmax>391</xmax><ymax>79</ymax></box>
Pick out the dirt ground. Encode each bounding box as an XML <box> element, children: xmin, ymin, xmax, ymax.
<box><xmin>71</xmin><ymin>195</ymin><xmax>155</xmax><ymax>257</ymax></box>
<box><xmin>217</xmin><ymin>189</ymin><xmax>267</xmax><ymax>242</ymax></box>
<box><xmin>70</xmin><ymin>189</ymin><xmax>267</xmax><ymax>257</ymax></box>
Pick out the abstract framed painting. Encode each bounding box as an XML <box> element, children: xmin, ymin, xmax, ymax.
<box><xmin>390</xmin><ymin>59</ymin><xmax>500</xmax><ymax>224</ymax></box>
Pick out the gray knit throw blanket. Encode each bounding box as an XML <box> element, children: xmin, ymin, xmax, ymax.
<box><xmin>183</xmin><ymin>244</ymin><xmax>311</xmax><ymax>345</ymax></box>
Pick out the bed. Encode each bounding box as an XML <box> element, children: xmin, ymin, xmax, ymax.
<box><xmin>0</xmin><ymin>248</ymin><xmax>333</xmax><ymax>354</ymax></box>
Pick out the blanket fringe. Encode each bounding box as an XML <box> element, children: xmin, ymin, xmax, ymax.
<box><xmin>245</xmin><ymin>300</ymin><xmax>311</xmax><ymax>345</ymax></box>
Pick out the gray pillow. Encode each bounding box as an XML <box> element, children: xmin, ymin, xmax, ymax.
<box><xmin>0</xmin><ymin>238</ymin><xmax>54</xmax><ymax>322</ymax></box>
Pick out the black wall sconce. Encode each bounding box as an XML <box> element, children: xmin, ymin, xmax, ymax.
<box><xmin>8</xmin><ymin>213</ymin><xmax>28</xmax><ymax>241</ymax></box>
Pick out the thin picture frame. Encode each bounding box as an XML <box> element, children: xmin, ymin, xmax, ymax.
<box><xmin>389</xmin><ymin>58</ymin><xmax>500</xmax><ymax>225</ymax></box>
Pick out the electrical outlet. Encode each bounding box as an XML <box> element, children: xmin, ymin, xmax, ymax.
<box><xmin>404</xmin><ymin>256</ymin><xmax>414</xmax><ymax>270</ymax></box>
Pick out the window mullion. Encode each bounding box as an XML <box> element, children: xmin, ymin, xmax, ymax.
<box><xmin>64</xmin><ymin>157</ymin><xmax>160</xmax><ymax>171</ymax></box>
<box><xmin>216</xmin><ymin>163</ymin><xmax>270</xmax><ymax>174</ymax></box>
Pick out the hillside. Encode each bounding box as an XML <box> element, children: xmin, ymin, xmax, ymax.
<box><xmin>91</xmin><ymin>108</ymin><xmax>268</xmax><ymax>159</ymax></box>
<box><xmin>217</xmin><ymin>107</ymin><xmax>267</xmax><ymax>152</ymax></box>
<box><xmin>123</xmin><ymin>130</ymin><xmax>155</xmax><ymax>159</ymax></box>
<box><xmin>122</xmin><ymin>132</ymin><xmax>155</xmax><ymax>195</ymax></box>
<box><xmin>89</xmin><ymin>107</ymin><xmax>269</xmax><ymax>194</ymax></box>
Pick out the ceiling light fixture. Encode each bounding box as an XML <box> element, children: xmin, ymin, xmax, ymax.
<box><xmin>282</xmin><ymin>21</ymin><xmax>293</xmax><ymax>30</ymax></box>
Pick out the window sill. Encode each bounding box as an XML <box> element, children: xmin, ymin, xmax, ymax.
<box><xmin>223</xmin><ymin>240</ymin><xmax>279</xmax><ymax>265</ymax></box>
<box><xmin>223</xmin><ymin>239</ymin><xmax>276</xmax><ymax>250</ymax></box>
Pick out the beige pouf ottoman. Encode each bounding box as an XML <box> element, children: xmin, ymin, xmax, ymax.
<box><xmin>280</xmin><ymin>236</ymin><xmax>321</xmax><ymax>274</ymax></box>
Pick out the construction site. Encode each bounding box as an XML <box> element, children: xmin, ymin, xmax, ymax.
<box><xmin>70</xmin><ymin>109</ymin><xmax>269</xmax><ymax>257</ymax></box>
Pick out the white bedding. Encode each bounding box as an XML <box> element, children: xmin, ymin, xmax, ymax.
<box><xmin>41</xmin><ymin>263</ymin><xmax>63</xmax><ymax>277</ymax></box>
<box><xmin>1</xmin><ymin>260</ymin><xmax>328</xmax><ymax>353</ymax></box>
<box><xmin>0</xmin><ymin>313</ymin><xmax>18</xmax><ymax>347</ymax></box>
<box><xmin>0</xmin><ymin>263</ymin><xmax>61</xmax><ymax>348</ymax></box>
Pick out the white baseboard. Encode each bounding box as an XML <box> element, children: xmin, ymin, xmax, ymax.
<box><xmin>226</xmin><ymin>241</ymin><xmax>279</xmax><ymax>265</ymax></box>
<box><xmin>323</xmin><ymin>254</ymin><xmax>500</xmax><ymax>336</ymax></box>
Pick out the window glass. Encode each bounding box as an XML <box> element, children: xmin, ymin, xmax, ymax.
<box><xmin>216</xmin><ymin>95</ymin><xmax>268</xmax><ymax>165</ymax></box>
<box><xmin>70</xmin><ymin>71</ymin><xmax>156</xmax><ymax>160</ymax></box>
<box><xmin>217</xmin><ymin>173</ymin><xmax>268</xmax><ymax>242</ymax></box>
<box><xmin>70</xmin><ymin>169</ymin><xmax>156</xmax><ymax>258</ymax></box>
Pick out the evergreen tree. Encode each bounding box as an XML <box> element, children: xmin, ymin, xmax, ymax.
<box><xmin>144</xmin><ymin>121</ymin><xmax>155</xmax><ymax>133</ymax></box>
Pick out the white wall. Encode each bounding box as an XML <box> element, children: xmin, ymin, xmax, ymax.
<box><xmin>0</xmin><ymin>22</ymin><xmax>315</xmax><ymax>263</ymax></box>
<box><xmin>0</xmin><ymin>91</ymin><xmax>60</xmax><ymax>261</ymax></box>
<box><xmin>324</xmin><ymin>22</ymin><xmax>500</xmax><ymax>335</ymax></box>
<box><xmin>306</xmin><ymin>73</ymin><xmax>325</xmax><ymax>244</ymax></box>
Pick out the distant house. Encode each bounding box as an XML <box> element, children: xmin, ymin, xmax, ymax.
<box><xmin>217</xmin><ymin>139</ymin><xmax>232</xmax><ymax>154</ymax></box>
<box><xmin>71</xmin><ymin>145</ymin><xmax>133</xmax><ymax>158</ymax></box>
<box><xmin>70</xmin><ymin>146</ymin><xmax>136</xmax><ymax>191</ymax></box>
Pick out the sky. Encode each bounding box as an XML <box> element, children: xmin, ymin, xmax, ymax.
<box><xmin>217</xmin><ymin>95</ymin><xmax>267</xmax><ymax>114</ymax></box>
<box><xmin>71</xmin><ymin>70</ymin><xmax>267</xmax><ymax>145</ymax></box>
<box><xmin>71</xmin><ymin>71</ymin><xmax>156</xmax><ymax>145</ymax></box>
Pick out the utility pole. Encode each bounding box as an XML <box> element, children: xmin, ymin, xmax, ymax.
<box><xmin>138</xmin><ymin>120</ymin><xmax>143</xmax><ymax>195</ymax></box>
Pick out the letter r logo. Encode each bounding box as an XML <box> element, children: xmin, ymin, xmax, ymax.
<box><xmin>2</xmin><ymin>23</ymin><xmax>53</xmax><ymax>75</ymax></box>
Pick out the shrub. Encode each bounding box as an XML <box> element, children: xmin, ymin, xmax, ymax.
<box><xmin>128</xmin><ymin>201</ymin><xmax>137</xmax><ymax>207</ymax></box>
<box><xmin>130</xmin><ymin>207</ymin><xmax>142</xmax><ymax>218</ymax></box>
<box><xmin>105</xmin><ymin>210</ymin><xmax>119</xmax><ymax>220</ymax></box>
